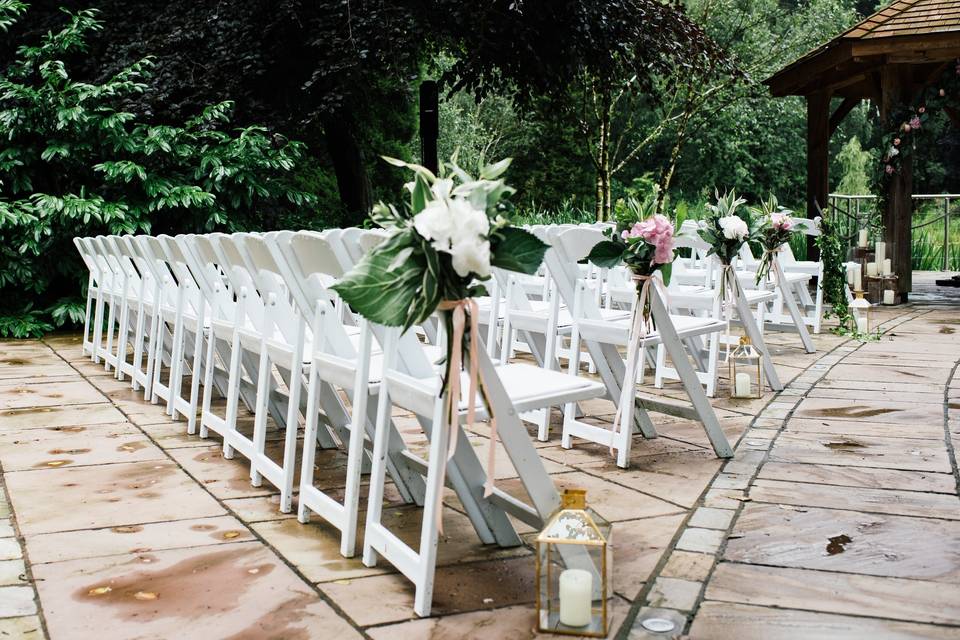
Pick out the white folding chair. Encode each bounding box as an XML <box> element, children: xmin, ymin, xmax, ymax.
<box><xmin>541</xmin><ymin>226</ymin><xmax>734</xmax><ymax>466</ymax></box>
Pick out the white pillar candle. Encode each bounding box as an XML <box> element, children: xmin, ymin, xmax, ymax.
<box><xmin>559</xmin><ymin>569</ymin><xmax>593</xmax><ymax>627</ymax></box>
<box><xmin>734</xmin><ymin>372</ymin><xmax>751</xmax><ymax>397</ymax></box>
<box><xmin>882</xmin><ymin>258</ymin><xmax>892</xmax><ymax>276</ymax></box>
<box><xmin>854</xmin><ymin>265</ymin><xmax>862</xmax><ymax>291</ymax></box>
<box><xmin>856</xmin><ymin>316</ymin><xmax>867</xmax><ymax>333</ymax></box>
<box><xmin>875</xmin><ymin>241</ymin><xmax>885</xmax><ymax>270</ymax></box>
<box><xmin>883</xmin><ymin>290</ymin><xmax>895</xmax><ymax>305</ymax></box>
<box><xmin>846</xmin><ymin>265</ymin><xmax>854</xmax><ymax>286</ymax></box>
<box><xmin>866</xmin><ymin>263</ymin><xmax>878</xmax><ymax>277</ymax></box>
<box><xmin>858</xmin><ymin>229</ymin><xmax>868</xmax><ymax>248</ymax></box>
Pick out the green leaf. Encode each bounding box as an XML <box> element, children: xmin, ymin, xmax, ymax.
<box><xmin>490</xmin><ymin>227</ymin><xmax>548</xmax><ymax>274</ymax></box>
<box><xmin>331</xmin><ymin>230</ymin><xmax>426</xmax><ymax>329</ymax></box>
<box><xmin>586</xmin><ymin>240</ymin><xmax>625</xmax><ymax>269</ymax></box>
<box><xmin>659</xmin><ymin>262</ymin><xmax>672</xmax><ymax>287</ymax></box>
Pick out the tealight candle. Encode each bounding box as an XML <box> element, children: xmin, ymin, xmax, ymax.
<box><xmin>559</xmin><ymin>569</ymin><xmax>592</xmax><ymax>627</ymax></box>
<box><xmin>883</xmin><ymin>290</ymin><xmax>895</xmax><ymax>305</ymax></box>
<box><xmin>866</xmin><ymin>263</ymin><xmax>878</xmax><ymax>277</ymax></box>
<box><xmin>858</xmin><ymin>230</ymin><xmax>868</xmax><ymax>248</ymax></box>
<box><xmin>882</xmin><ymin>258</ymin><xmax>892</xmax><ymax>276</ymax></box>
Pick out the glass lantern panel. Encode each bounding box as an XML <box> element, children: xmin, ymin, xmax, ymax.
<box><xmin>537</xmin><ymin>541</ymin><xmax>610</xmax><ymax>637</ymax></box>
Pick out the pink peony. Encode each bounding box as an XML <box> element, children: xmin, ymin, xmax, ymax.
<box><xmin>893</xmin><ymin>137</ymin><xmax>900</xmax><ymax>146</ymax></box>
<box><xmin>940</xmin><ymin>89</ymin><xmax>946</xmax><ymax>97</ymax></box>
<box><xmin>902</xmin><ymin>123</ymin><xmax>911</xmax><ymax>133</ymax></box>
<box><xmin>770</xmin><ymin>212</ymin><xmax>793</xmax><ymax>231</ymax></box>
<box><xmin>629</xmin><ymin>213</ymin><xmax>675</xmax><ymax>265</ymax></box>
<box><xmin>918</xmin><ymin>106</ymin><xmax>925</xmax><ymax>114</ymax></box>
<box><xmin>909</xmin><ymin>115</ymin><xmax>921</xmax><ymax>129</ymax></box>
<box><xmin>885</xmin><ymin>164</ymin><xmax>894</xmax><ymax>174</ymax></box>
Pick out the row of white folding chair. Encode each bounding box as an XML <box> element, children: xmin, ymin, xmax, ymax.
<box><xmin>74</xmin><ymin>235</ymin><xmax>198</xmax><ymax>423</ymax></box>
<box><xmin>249</xmin><ymin>227</ymin><xmax>606</xmax><ymax>616</ymax></box>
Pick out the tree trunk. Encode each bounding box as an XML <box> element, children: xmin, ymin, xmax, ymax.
<box><xmin>322</xmin><ymin>111</ymin><xmax>373</xmax><ymax>227</ymax></box>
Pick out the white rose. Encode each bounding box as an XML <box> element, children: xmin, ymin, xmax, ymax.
<box><xmin>413</xmin><ymin>199</ymin><xmax>456</xmax><ymax>251</ymax></box>
<box><xmin>450</xmin><ymin>237</ymin><xmax>491</xmax><ymax>278</ymax></box>
<box><xmin>888</xmin><ymin>146</ymin><xmax>899</xmax><ymax>158</ymax></box>
<box><xmin>718</xmin><ymin>215</ymin><xmax>748</xmax><ymax>241</ymax></box>
<box><xmin>448</xmin><ymin>198</ymin><xmax>490</xmax><ymax>243</ymax></box>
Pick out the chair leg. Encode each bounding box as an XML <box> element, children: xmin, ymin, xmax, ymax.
<box><xmin>297</xmin><ymin>363</ymin><xmax>322</xmax><ymax>525</ymax></box>
<box><xmin>198</xmin><ymin>329</ymin><xmax>219</xmax><ymax>439</ymax></box>
<box><xmin>412</xmin><ymin>394</ymin><xmax>450</xmax><ymax>618</ymax></box>
<box><xmin>186</xmin><ymin>315</ymin><xmax>204</xmax><ymax>435</ymax></box>
<box><xmin>278</xmin><ymin>339</ymin><xmax>304</xmax><ymax>513</ymax></box>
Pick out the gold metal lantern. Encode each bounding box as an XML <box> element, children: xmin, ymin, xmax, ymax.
<box><xmin>850</xmin><ymin>290</ymin><xmax>873</xmax><ymax>333</ymax></box>
<box><xmin>728</xmin><ymin>336</ymin><xmax>763</xmax><ymax>399</ymax></box>
<box><xmin>535</xmin><ymin>489</ymin><xmax>611</xmax><ymax>637</ymax></box>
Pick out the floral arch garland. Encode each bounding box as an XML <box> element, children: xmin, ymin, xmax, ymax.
<box><xmin>875</xmin><ymin>58</ymin><xmax>960</xmax><ymax>213</ymax></box>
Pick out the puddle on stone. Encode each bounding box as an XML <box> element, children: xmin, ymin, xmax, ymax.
<box><xmin>112</xmin><ymin>526</ymin><xmax>143</xmax><ymax>534</ymax></box>
<box><xmin>48</xmin><ymin>448</ymin><xmax>90</xmax><ymax>456</ymax></box>
<box><xmin>117</xmin><ymin>441</ymin><xmax>149</xmax><ymax>453</ymax></box>
<box><xmin>820</xmin><ymin>439</ymin><xmax>867</xmax><ymax>449</ymax></box>
<box><xmin>74</xmin><ymin>547</ymin><xmax>276</xmax><ymax>617</ymax></box>
<box><xmin>190</xmin><ymin>524</ymin><xmax>217</xmax><ymax>532</ymax></box>
<box><xmin>826</xmin><ymin>534</ymin><xmax>852</xmax><ymax>555</ymax></box>
<box><xmin>48</xmin><ymin>426</ymin><xmax>85</xmax><ymax>433</ymax></box>
<box><xmin>808</xmin><ymin>406</ymin><xmax>899</xmax><ymax>419</ymax></box>
<box><xmin>35</xmin><ymin>459</ymin><xmax>72</xmax><ymax>468</ymax></box>
<box><xmin>940</xmin><ymin>327</ymin><xmax>956</xmax><ymax>334</ymax></box>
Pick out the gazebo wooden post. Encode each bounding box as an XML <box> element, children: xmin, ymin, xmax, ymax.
<box><xmin>806</xmin><ymin>90</ymin><xmax>831</xmax><ymax>259</ymax></box>
<box><xmin>880</xmin><ymin>64</ymin><xmax>914</xmax><ymax>299</ymax></box>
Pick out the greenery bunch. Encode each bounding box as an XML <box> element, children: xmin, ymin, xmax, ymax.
<box><xmin>0</xmin><ymin>3</ymin><xmax>315</xmax><ymax>336</ymax></box>
<box><xmin>331</xmin><ymin>156</ymin><xmax>548</xmax><ymax>331</ymax></box>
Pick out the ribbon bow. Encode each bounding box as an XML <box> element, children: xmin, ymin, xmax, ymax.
<box><xmin>435</xmin><ymin>299</ymin><xmax>499</xmax><ymax>533</ymax></box>
<box><xmin>609</xmin><ymin>273</ymin><xmax>667</xmax><ymax>456</ymax></box>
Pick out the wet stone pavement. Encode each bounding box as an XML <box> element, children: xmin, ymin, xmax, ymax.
<box><xmin>0</xmin><ymin>291</ymin><xmax>958</xmax><ymax>638</ymax></box>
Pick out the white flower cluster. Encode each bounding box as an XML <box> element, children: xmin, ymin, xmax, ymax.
<box><xmin>718</xmin><ymin>215</ymin><xmax>749</xmax><ymax>241</ymax></box>
<box><xmin>413</xmin><ymin>178</ymin><xmax>492</xmax><ymax>278</ymax></box>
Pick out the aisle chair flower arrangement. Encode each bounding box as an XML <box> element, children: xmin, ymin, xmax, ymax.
<box><xmin>583</xmin><ymin>198</ymin><xmax>677</xmax><ymax>451</ymax></box>
<box><xmin>332</xmin><ymin>155</ymin><xmax>548</xmax><ymax>498</ymax></box>
<box><xmin>751</xmin><ymin>195</ymin><xmax>799</xmax><ymax>286</ymax></box>
<box><xmin>696</xmin><ymin>189</ymin><xmax>759</xmax><ymax>309</ymax></box>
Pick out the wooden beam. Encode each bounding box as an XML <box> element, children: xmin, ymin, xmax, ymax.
<box><xmin>880</xmin><ymin>64</ymin><xmax>914</xmax><ymax>298</ymax></box>
<box><xmin>806</xmin><ymin>90</ymin><xmax>831</xmax><ymax>259</ymax></box>
<box><xmin>945</xmin><ymin>106</ymin><xmax>960</xmax><ymax>129</ymax></box>
<box><xmin>830</xmin><ymin>96</ymin><xmax>861</xmax><ymax>134</ymax></box>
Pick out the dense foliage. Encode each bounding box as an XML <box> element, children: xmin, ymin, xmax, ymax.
<box><xmin>0</xmin><ymin>3</ymin><xmax>314</xmax><ymax>336</ymax></box>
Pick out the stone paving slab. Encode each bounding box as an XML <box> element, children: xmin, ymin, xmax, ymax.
<box><xmin>0</xmin><ymin>299</ymin><xmax>956</xmax><ymax>638</ymax></box>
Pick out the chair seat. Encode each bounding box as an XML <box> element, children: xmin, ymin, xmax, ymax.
<box><xmin>384</xmin><ymin>361</ymin><xmax>606</xmax><ymax>418</ymax></box>
<box><xmin>576</xmin><ymin>313</ymin><xmax>725</xmax><ymax>347</ymax></box>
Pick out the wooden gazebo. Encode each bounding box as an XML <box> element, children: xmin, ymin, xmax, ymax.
<box><xmin>766</xmin><ymin>0</ymin><xmax>960</xmax><ymax>298</ymax></box>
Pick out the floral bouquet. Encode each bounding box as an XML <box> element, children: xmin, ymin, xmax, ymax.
<box><xmin>332</xmin><ymin>156</ymin><xmax>547</xmax><ymax>501</ymax></box>
<box><xmin>333</xmin><ymin>156</ymin><xmax>547</xmax><ymax>331</ymax></box>
<box><xmin>696</xmin><ymin>189</ymin><xmax>757</xmax><ymax>265</ymax></box>
<box><xmin>587</xmin><ymin>210</ymin><xmax>676</xmax><ymax>330</ymax></box>
<box><xmin>751</xmin><ymin>195</ymin><xmax>798</xmax><ymax>285</ymax></box>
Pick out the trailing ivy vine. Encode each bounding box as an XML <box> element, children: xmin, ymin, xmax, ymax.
<box><xmin>816</xmin><ymin>213</ymin><xmax>855</xmax><ymax>334</ymax></box>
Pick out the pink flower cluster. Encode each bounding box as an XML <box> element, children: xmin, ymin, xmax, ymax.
<box><xmin>770</xmin><ymin>212</ymin><xmax>794</xmax><ymax>231</ymax></box>
<box><xmin>622</xmin><ymin>213</ymin><xmax>675</xmax><ymax>265</ymax></box>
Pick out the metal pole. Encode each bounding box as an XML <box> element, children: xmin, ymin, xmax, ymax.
<box><xmin>945</xmin><ymin>197</ymin><xmax>951</xmax><ymax>272</ymax></box>
<box><xmin>419</xmin><ymin>81</ymin><xmax>439</xmax><ymax>175</ymax></box>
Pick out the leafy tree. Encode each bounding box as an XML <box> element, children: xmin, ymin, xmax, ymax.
<box><xmin>434</xmin><ymin>0</ymin><xmax>732</xmax><ymax>221</ymax></box>
<box><xmin>835</xmin><ymin>136</ymin><xmax>873</xmax><ymax>195</ymax></box>
<box><xmin>0</xmin><ymin>4</ymin><xmax>314</xmax><ymax>336</ymax></box>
